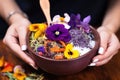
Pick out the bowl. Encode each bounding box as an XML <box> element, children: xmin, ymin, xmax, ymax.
<box><xmin>26</xmin><ymin>26</ymin><xmax>100</xmax><ymax>75</ymax></box>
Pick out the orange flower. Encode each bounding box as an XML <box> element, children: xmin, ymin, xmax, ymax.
<box><xmin>0</xmin><ymin>56</ymin><xmax>5</xmax><ymax>67</ymax></box>
<box><xmin>1</xmin><ymin>62</ymin><xmax>13</xmax><ymax>72</ymax></box>
<box><xmin>54</xmin><ymin>53</ymin><xmax>64</xmax><ymax>60</ymax></box>
<box><xmin>44</xmin><ymin>40</ymin><xmax>65</xmax><ymax>53</ymax></box>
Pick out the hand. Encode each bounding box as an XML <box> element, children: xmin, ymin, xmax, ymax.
<box><xmin>3</xmin><ymin>14</ymin><xmax>37</xmax><ymax>69</ymax></box>
<box><xmin>89</xmin><ymin>26</ymin><xmax>120</xmax><ymax>66</ymax></box>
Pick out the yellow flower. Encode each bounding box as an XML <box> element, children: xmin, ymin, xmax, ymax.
<box><xmin>29</xmin><ymin>23</ymin><xmax>47</xmax><ymax>39</ymax></box>
<box><xmin>39</xmin><ymin>23</ymin><xmax>47</xmax><ymax>32</ymax></box>
<box><xmin>64</xmin><ymin>44</ymin><xmax>80</xmax><ymax>59</ymax></box>
<box><xmin>34</xmin><ymin>30</ymin><xmax>42</xmax><ymax>39</ymax></box>
<box><xmin>29</xmin><ymin>24</ymin><xmax>41</xmax><ymax>31</ymax></box>
<box><xmin>13</xmin><ymin>65</ymin><xmax>26</xmax><ymax>80</ymax></box>
<box><xmin>29</xmin><ymin>23</ymin><xmax>47</xmax><ymax>32</ymax></box>
<box><xmin>13</xmin><ymin>72</ymin><xmax>26</xmax><ymax>80</ymax></box>
<box><xmin>65</xmin><ymin>44</ymin><xmax>73</xmax><ymax>50</ymax></box>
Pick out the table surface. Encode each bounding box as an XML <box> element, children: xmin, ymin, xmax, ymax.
<box><xmin>0</xmin><ymin>31</ymin><xmax>120</xmax><ymax>80</ymax></box>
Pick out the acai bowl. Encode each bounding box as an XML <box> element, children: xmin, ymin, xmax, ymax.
<box><xmin>26</xmin><ymin>13</ymin><xmax>100</xmax><ymax>75</ymax></box>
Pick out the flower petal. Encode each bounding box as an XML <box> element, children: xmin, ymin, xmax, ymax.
<box><xmin>29</xmin><ymin>24</ymin><xmax>40</xmax><ymax>31</ymax></box>
<box><xmin>13</xmin><ymin>65</ymin><xmax>25</xmax><ymax>73</ymax></box>
<box><xmin>1</xmin><ymin>62</ymin><xmax>13</xmax><ymax>72</ymax></box>
<box><xmin>64</xmin><ymin>13</ymin><xmax>70</xmax><ymax>22</ymax></box>
<box><xmin>34</xmin><ymin>30</ymin><xmax>42</xmax><ymax>39</ymax></box>
<box><xmin>52</xmin><ymin>15</ymin><xmax>61</xmax><ymax>23</ymax></box>
<box><xmin>83</xmin><ymin>15</ymin><xmax>91</xmax><ymax>24</ymax></box>
<box><xmin>0</xmin><ymin>56</ymin><xmax>4</xmax><ymax>67</ymax></box>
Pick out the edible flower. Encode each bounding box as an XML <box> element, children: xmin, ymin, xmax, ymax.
<box><xmin>46</xmin><ymin>24</ymin><xmax>71</xmax><ymax>42</ymax></box>
<box><xmin>1</xmin><ymin>62</ymin><xmax>13</xmax><ymax>73</ymax></box>
<box><xmin>44</xmin><ymin>40</ymin><xmax>65</xmax><ymax>53</ymax></box>
<box><xmin>13</xmin><ymin>65</ymin><xmax>26</xmax><ymax>80</ymax></box>
<box><xmin>81</xmin><ymin>15</ymin><xmax>91</xmax><ymax>33</ymax></box>
<box><xmin>29</xmin><ymin>23</ymin><xmax>47</xmax><ymax>39</ymax></box>
<box><xmin>0</xmin><ymin>56</ymin><xmax>4</xmax><ymax>67</ymax></box>
<box><xmin>37</xmin><ymin>46</ymin><xmax>45</xmax><ymax>53</ymax></box>
<box><xmin>0</xmin><ymin>56</ymin><xmax>13</xmax><ymax>73</ymax></box>
<box><xmin>54</xmin><ymin>53</ymin><xmax>64</xmax><ymax>60</ymax></box>
<box><xmin>68</xmin><ymin>14</ymin><xmax>91</xmax><ymax>33</ymax></box>
<box><xmin>52</xmin><ymin>13</ymin><xmax>71</xmax><ymax>29</ymax></box>
<box><xmin>64</xmin><ymin>44</ymin><xmax>80</xmax><ymax>59</ymax></box>
<box><xmin>68</xmin><ymin>14</ymin><xmax>81</xmax><ymax>28</ymax></box>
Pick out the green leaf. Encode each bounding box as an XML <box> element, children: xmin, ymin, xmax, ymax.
<box><xmin>4</xmin><ymin>72</ymin><xmax>16</xmax><ymax>80</ymax></box>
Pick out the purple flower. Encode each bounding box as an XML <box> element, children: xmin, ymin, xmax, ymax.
<box><xmin>68</xmin><ymin>14</ymin><xmax>91</xmax><ymax>33</ymax></box>
<box><xmin>68</xmin><ymin>14</ymin><xmax>81</xmax><ymax>29</ymax></box>
<box><xmin>81</xmin><ymin>15</ymin><xmax>91</xmax><ymax>33</ymax></box>
<box><xmin>37</xmin><ymin>46</ymin><xmax>45</xmax><ymax>53</ymax></box>
<box><xmin>46</xmin><ymin>24</ymin><xmax>71</xmax><ymax>42</ymax></box>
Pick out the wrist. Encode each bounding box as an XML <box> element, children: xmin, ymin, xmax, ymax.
<box><xmin>7</xmin><ymin>11</ymin><xmax>28</xmax><ymax>24</ymax></box>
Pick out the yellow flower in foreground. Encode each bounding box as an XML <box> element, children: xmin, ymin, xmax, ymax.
<box><xmin>13</xmin><ymin>72</ymin><xmax>26</xmax><ymax>80</ymax></box>
<box><xmin>13</xmin><ymin>65</ymin><xmax>26</xmax><ymax>80</ymax></box>
<box><xmin>64</xmin><ymin>44</ymin><xmax>80</xmax><ymax>59</ymax></box>
<box><xmin>29</xmin><ymin>23</ymin><xmax>47</xmax><ymax>39</ymax></box>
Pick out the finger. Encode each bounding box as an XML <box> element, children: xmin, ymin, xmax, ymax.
<box><xmin>92</xmin><ymin>34</ymin><xmax>119</xmax><ymax>64</ymax></box>
<box><xmin>92</xmin><ymin>42</ymin><xmax>119</xmax><ymax>64</ymax></box>
<box><xmin>89</xmin><ymin>54</ymin><xmax>113</xmax><ymax>66</ymax></box>
<box><xmin>5</xmin><ymin>35</ymin><xmax>36</xmax><ymax>68</ymax></box>
<box><xmin>95</xmin><ymin>55</ymin><xmax>113</xmax><ymax>66</ymax></box>
<box><xmin>93</xmin><ymin>49</ymin><xmax>118</xmax><ymax>63</ymax></box>
<box><xmin>100</xmin><ymin>34</ymin><xmax>120</xmax><ymax>59</ymax></box>
<box><xmin>17</xmin><ymin>26</ymin><xmax>28</xmax><ymax>51</ymax></box>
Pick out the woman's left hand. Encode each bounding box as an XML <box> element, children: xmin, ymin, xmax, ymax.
<box><xmin>89</xmin><ymin>26</ymin><xmax>120</xmax><ymax>66</ymax></box>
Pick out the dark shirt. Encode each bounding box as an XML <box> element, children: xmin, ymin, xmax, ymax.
<box><xmin>0</xmin><ymin>0</ymin><xmax>109</xmax><ymax>38</ymax></box>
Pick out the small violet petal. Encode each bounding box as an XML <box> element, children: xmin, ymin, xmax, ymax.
<box><xmin>83</xmin><ymin>15</ymin><xmax>91</xmax><ymax>24</ymax></box>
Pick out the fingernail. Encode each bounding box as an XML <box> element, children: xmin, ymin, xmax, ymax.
<box><xmin>89</xmin><ymin>63</ymin><xmax>96</xmax><ymax>66</ymax></box>
<box><xmin>98</xmin><ymin>47</ymin><xmax>104</xmax><ymax>54</ymax></box>
<box><xmin>21</xmin><ymin>45</ymin><xmax>27</xmax><ymax>51</ymax></box>
<box><xmin>93</xmin><ymin>59</ymin><xmax>99</xmax><ymax>63</ymax></box>
<box><xmin>30</xmin><ymin>63</ymin><xmax>38</xmax><ymax>70</ymax></box>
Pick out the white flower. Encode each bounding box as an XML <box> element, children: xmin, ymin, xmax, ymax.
<box><xmin>52</xmin><ymin>15</ymin><xmax>60</xmax><ymax>23</ymax></box>
<box><xmin>52</xmin><ymin>13</ymin><xmax>71</xmax><ymax>29</ymax></box>
<box><xmin>61</xmin><ymin>23</ymin><xmax>71</xmax><ymax>29</ymax></box>
<box><xmin>64</xmin><ymin>13</ymin><xmax>70</xmax><ymax>22</ymax></box>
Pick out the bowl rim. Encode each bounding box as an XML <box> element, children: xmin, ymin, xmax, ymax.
<box><xmin>27</xmin><ymin>26</ymin><xmax>100</xmax><ymax>62</ymax></box>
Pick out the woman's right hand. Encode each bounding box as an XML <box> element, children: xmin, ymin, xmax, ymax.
<box><xmin>3</xmin><ymin>13</ymin><xmax>37</xmax><ymax>69</ymax></box>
